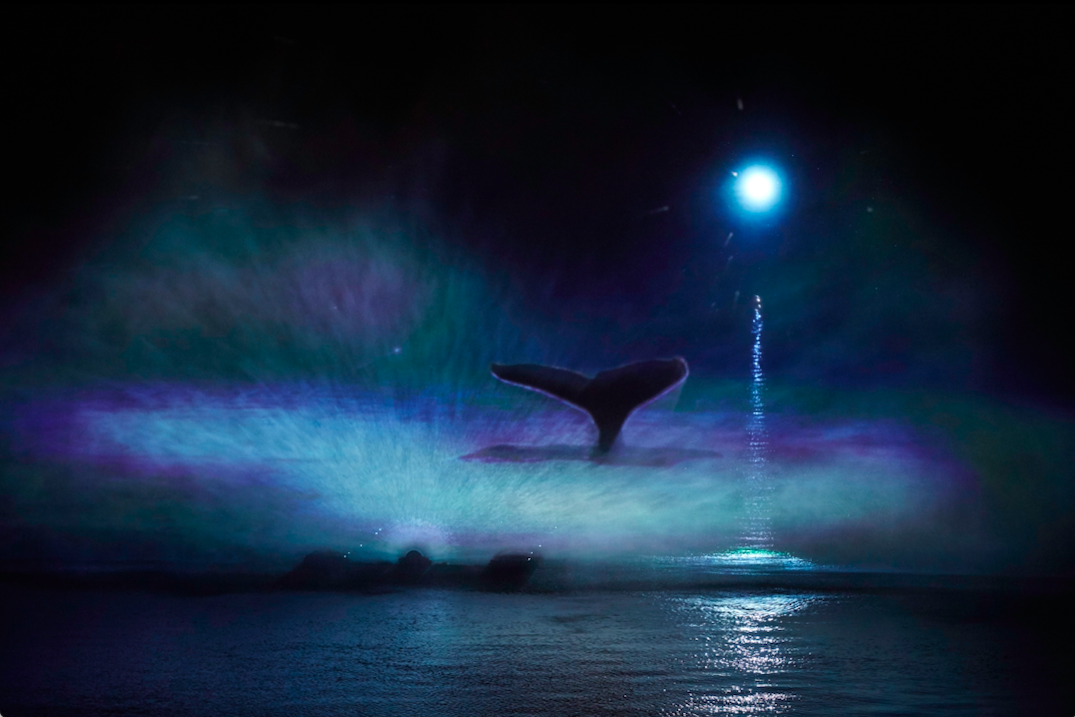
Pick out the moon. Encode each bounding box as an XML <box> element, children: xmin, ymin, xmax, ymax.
<box><xmin>734</xmin><ymin>165</ymin><xmax>782</xmax><ymax>212</ymax></box>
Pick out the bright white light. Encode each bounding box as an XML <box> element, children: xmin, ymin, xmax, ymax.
<box><xmin>734</xmin><ymin>165</ymin><xmax>782</xmax><ymax>212</ymax></box>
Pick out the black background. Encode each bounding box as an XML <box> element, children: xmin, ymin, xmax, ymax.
<box><xmin>3</xmin><ymin>5</ymin><xmax>1070</xmax><ymax>402</ymax></box>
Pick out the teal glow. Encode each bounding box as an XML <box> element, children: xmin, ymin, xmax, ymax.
<box><xmin>662</xmin><ymin>548</ymin><xmax>817</xmax><ymax>572</ymax></box>
<box><xmin>9</xmin><ymin>382</ymin><xmax>953</xmax><ymax>564</ymax></box>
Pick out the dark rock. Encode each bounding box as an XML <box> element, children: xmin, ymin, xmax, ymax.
<box><xmin>276</xmin><ymin>550</ymin><xmax>390</xmax><ymax>590</ymax></box>
<box><xmin>394</xmin><ymin>550</ymin><xmax>433</xmax><ymax>583</ymax></box>
<box><xmin>482</xmin><ymin>552</ymin><xmax>542</xmax><ymax>591</ymax></box>
<box><xmin>276</xmin><ymin>549</ymin><xmax>541</xmax><ymax>592</ymax></box>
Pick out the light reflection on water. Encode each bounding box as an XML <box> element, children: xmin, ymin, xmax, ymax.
<box><xmin>659</xmin><ymin>303</ymin><xmax>821</xmax><ymax>714</ymax></box>
<box><xmin>665</xmin><ymin>592</ymin><xmax>820</xmax><ymax>715</ymax></box>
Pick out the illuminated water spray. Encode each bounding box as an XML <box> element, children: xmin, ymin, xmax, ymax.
<box><xmin>714</xmin><ymin>296</ymin><xmax>813</xmax><ymax>569</ymax></box>
<box><xmin>741</xmin><ymin>295</ymin><xmax>774</xmax><ymax>551</ymax></box>
<box><xmin>662</xmin><ymin>295</ymin><xmax>813</xmax><ymax>571</ymax></box>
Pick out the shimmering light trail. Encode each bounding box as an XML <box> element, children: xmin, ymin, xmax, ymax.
<box><xmin>667</xmin><ymin>592</ymin><xmax>821</xmax><ymax>715</ymax></box>
<box><xmin>743</xmin><ymin>297</ymin><xmax>773</xmax><ymax>552</ymax></box>
<box><xmin>686</xmin><ymin>297</ymin><xmax>817</xmax><ymax>572</ymax></box>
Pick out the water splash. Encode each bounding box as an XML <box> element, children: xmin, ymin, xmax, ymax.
<box><xmin>691</xmin><ymin>297</ymin><xmax>818</xmax><ymax>573</ymax></box>
<box><xmin>742</xmin><ymin>297</ymin><xmax>773</xmax><ymax>551</ymax></box>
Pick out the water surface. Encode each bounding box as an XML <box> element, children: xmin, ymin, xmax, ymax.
<box><xmin>1</xmin><ymin>584</ymin><xmax>1068</xmax><ymax>715</ymax></box>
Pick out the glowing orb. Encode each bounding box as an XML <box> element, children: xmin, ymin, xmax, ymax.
<box><xmin>734</xmin><ymin>165</ymin><xmax>782</xmax><ymax>212</ymax></box>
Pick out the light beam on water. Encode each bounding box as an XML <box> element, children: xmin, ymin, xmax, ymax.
<box><xmin>685</xmin><ymin>296</ymin><xmax>817</xmax><ymax>572</ymax></box>
<box><xmin>743</xmin><ymin>297</ymin><xmax>773</xmax><ymax>552</ymax></box>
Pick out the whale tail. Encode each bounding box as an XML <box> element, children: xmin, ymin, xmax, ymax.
<box><xmin>490</xmin><ymin>357</ymin><xmax>689</xmax><ymax>452</ymax></box>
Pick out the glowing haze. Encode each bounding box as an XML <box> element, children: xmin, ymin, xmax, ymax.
<box><xmin>0</xmin><ymin>14</ymin><xmax>1071</xmax><ymax>579</ymax></box>
<box><xmin>2</xmin><ymin>203</ymin><xmax>1064</xmax><ymax>575</ymax></box>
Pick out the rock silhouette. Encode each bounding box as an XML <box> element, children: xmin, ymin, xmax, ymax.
<box><xmin>276</xmin><ymin>549</ymin><xmax>543</xmax><ymax>592</ymax></box>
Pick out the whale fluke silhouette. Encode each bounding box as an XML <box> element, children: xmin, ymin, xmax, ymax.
<box><xmin>490</xmin><ymin>357</ymin><xmax>689</xmax><ymax>452</ymax></box>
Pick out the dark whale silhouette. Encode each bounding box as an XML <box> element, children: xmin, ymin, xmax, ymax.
<box><xmin>490</xmin><ymin>357</ymin><xmax>689</xmax><ymax>452</ymax></box>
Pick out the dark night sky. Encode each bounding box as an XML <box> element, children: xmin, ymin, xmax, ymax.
<box><xmin>2</xmin><ymin>4</ymin><xmax>1071</xmax><ymax>399</ymax></box>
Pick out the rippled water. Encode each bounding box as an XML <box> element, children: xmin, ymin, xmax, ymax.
<box><xmin>0</xmin><ymin>585</ymin><xmax>1068</xmax><ymax>716</ymax></box>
